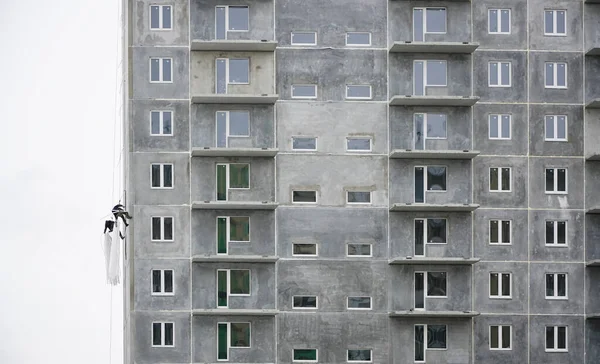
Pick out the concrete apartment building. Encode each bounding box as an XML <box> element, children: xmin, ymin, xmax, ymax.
<box><xmin>122</xmin><ymin>0</ymin><xmax>600</xmax><ymax>363</ymax></box>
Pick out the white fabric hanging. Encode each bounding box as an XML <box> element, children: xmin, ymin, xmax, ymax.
<box><xmin>104</xmin><ymin>219</ymin><xmax>121</xmax><ymax>285</ymax></box>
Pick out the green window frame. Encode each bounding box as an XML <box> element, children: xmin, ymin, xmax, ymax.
<box><xmin>217</xmin><ymin>269</ymin><xmax>251</xmax><ymax>308</ymax></box>
<box><xmin>217</xmin><ymin>216</ymin><xmax>250</xmax><ymax>254</ymax></box>
<box><xmin>293</xmin><ymin>349</ymin><xmax>318</xmax><ymax>362</ymax></box>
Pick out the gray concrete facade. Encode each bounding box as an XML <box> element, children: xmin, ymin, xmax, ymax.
<box><xmin>123</xmin><ymin>0</ymin><xmax>600</xmax><ymax>363</ymax></box>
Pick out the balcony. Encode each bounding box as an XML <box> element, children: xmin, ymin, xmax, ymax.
<box><xmin>389</xmin><ymin>149</ymin><xmax>479</xmax><ymax>160</ymax></box>
<box><xmin>389</xmin><ymin>41</ymin><xmax>479</xmax><ymax>54</ymax></box>
<box><xmin>191</xmin><ymin>147</ymin><xmax>278</xmax><ymax>157</ymax></box>
<box><xmin>191</xmin><ymin>40</ymin><xmax>277</xmax><ymax>52</ymax></box>
<box><xmin>192</xmin><ymin>255</ymin><xmax>278</xmax><ymax>263</ymax></box>
<box><xmin>389</xmin><ymin>257</ymin><xmax>479</xmax><ymax>265</ymax></box>
<box><xmin>390</xmin><ymin>203</ymin><xmax>479</xmax><ymax>212</ymax></box>
<box><xmin>390</xmin><ymin>95</ymin><xmax>479</xmax><ymax>107</ymax></box>
<box><xmin>192</xmin><ymin>201</ymin><xmax>278</xmax><ymax>210</ymax></box>
<box><xmin>389</xmin><ymin>310</ymin><xmax>479</xmax><ymax>318</ymax></box>
<box><xmin>192</xmin><ymin>309</ymin><xmax>278</xmax><ymax>316</ymax></box>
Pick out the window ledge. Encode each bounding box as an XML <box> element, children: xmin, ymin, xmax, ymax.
<box><xmin>389</xmin><ymin>310</ymin><xmax>479</xmax><ymax>318</ymax></box>
<box><xmin>192</xmin><ymin>309</ymin><xmax>278</xmax><ymax>316</ymax></box>
<box><xmin>389</xmin><ymin>41</ymin><xmax>479</xmax><ymax>54</ymax></box>
<box><xmin>191</xmin><ymin>147</ymin><xmax>278</xmax><ymax>157</ymax></box>
<box><xmin>390</xmin><ymin>203</ymin><xmax>479</xmax><ymax>212</ymax></box>
<box><xmin>191</xmin><ymin>39</ymin><xmax>277</xmax><ymax>52</ymax></box>
<box><xmin>192</xmin><ymin>201</ymin><xmax>278</xmax><ymax>210</ymax></box>
<box><xmin>389</xmin><ymin>95</ymin><xmax>479</xmax><ymax>107</ymax></box>
<box><xmin>586</xmin><ymin>207</ymin><xmax>600</xmax><ymax>214</ymax></box>
<box><xmin>586</xmin><ymin>260</ymin><xmax>600</xmax><ymax>267</ymax></box>
<box><xmin>389</xmin><ymin>257</ymin><xmax>480</xmax><ymax>265</ymax></box>
<box><xmin>389</xmin><ymin>149</ymin><xmax>479</xmax><ymax>160</ymax></box>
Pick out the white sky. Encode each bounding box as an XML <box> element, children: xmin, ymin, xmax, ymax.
<box><xmin>0</xmin><ymin>1</ymin><xmax>124</xmax><ymax>363</ymax></box>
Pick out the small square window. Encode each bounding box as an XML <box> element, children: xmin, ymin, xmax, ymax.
<box><xmin>150</xmin><ymin>58</ymin><xmax>172</xmax><ymax>83</ymax></box>
<box><xmin>426</xmin><ymin>272</ymin><xmax>447</xmax><ymax>297</ymax></box>
<box><xmin>150</xmin><ymin>5</ymin><xmax>172</xmax><ymax>30</ymax></box>
<box><xmin>347</xmin><ymin>296</ymin><xmax>372</xmax><ymax>310</ymax></box>
<box><xmin>545</xmin><ymin>10</ymin><xmax>567</xmax><ymax>36</ymax></box>
<box><xmin>151</xmin><ymin>163</ymin><xmax>173</xmax><ymax>189</ymax></box>
<box><xmin>414</xmin><ymin>324</ymin><xmax>447</xmax><ymax>361</ymax></box>
<box><xmin>347</xmin><ymin>244</ymin><xmax>372</xmax><ymax>257</ymax></box>
<box><xmin>489</xmin><ymin>167</ymin><xmax>511</xmax><ymax>192</ymax></box>
<box><xmin>292</xmin><ymin>243</ymin><xmax>318</xmax><ymax>256</ymax></box>
<box><xmin>546</xmin><ymin>326</ymin><xmax>568</xmax><ymax>352</ymax></box>
<box><xmin>151</xmin><ymin>111</ymin><xmax>173</xmax><ymax>136</ymax></box>
<box><xmin>291</xmin><ymin>32</ymin><xmax>317</xmax><ymax>45</ymax></box>
<box><xmin>347</xmin><ymin>191</ymin><xmax>371</xmax><ymax>204</ymax></box>
<box><xmin>413</xmin><ymin>8</ymin><xmax>447</xmax><ymax>42</ymax></box>
<box><xmin>216</xmin><ymin>111</ymin><xmax>250</xmax><ymax>148</ymax></box>
<box><xmin>489</xmin><ymin>114</ymin><xmax>511</xmax><ymax>140</ymax></box>
<box><xmin>151</xmin><ymin>269</ymin><xmax>174</xmax><ymax>295</ymax></box>
<box><xmin>545</xmin><ymin>62</ymin><xmax>567</xmax><ymax>89</ymax></box>
<box><xmin>546</xmin><ymin>220</ymin><xmax>567</xmax><ymax>246</ymax></box>
<box><xmin>346</xmin><ymin>85</ymin><xmax>372</xmax><ymax>100</ymax></box>
<box><xmin>490</xmin><ymin>325</ymin><xmax>512</xmax><ymax>350</ymax></box>
<box><xmin>291</xmin><ymin>84</ymin><xmax>317</xmax><ymax>99</ymax></box>
<box><xmin>545</xmin><ymin>168</ymin><xmax>567</xmax><ymax>194</ymax></box>
<box><xmin>292</xmin><ymin>296</ymin><xmax>318</xmax><ymax>309</ymax></box>
<box><xmin>151</xmin><ymin>216</ymin><xmax>174</xmax><ymax>242</ymax></box>
<box><xmin>346</xmin><ymin>32</ymin><xmax>371</xmax><ymax>46</ymax></box>
<box><xmin>488</xmin><ymin>61</ymin><xmax>512</xmax><ymax>87</ymax></box>
<box><xmin>292</xmin><ymin>137</ymin><xmax>317</xmax><ymax>151</ymax></box>
<box><xmin>229</xmin><ymin>269</ymin><xmax>250</xmax><ymax>295</ymax></box>
<box><xmin>413</xmin><ymin>60</ymin><xmax>447</xmax><ymax>95</ymax></box>
<box><xmin>426</xmin><ymin>166</ymin><xmax>447</xmax><ymax>191</ymax></box>
<box><xmin>152</xmin><ymin>322</ymin><xmax>174</xmax><ymax>347</ymax></box>
<box><xmin>545</xmin><ymin>115</ymin><xmax>567</xmax><ymax>141</ymax></box>
<box><xmin>489</xmin><ymin>272</ymin><xmax>511</xmax><ymax>298</ymax></box>
<box><xmin>215</xmin><ymin>6</ymin><xmax>249</xmax><ymax>40</ymax></box>
<box><xmin>545</xmin><ymin>273</ymin><xmax>567</xmax><ymax>299</ymax></box>
<box><xmin>292</xmin><ymin>190</ymin><xmax>317</xmax><ymax>204</ymax></box>
<box><xmin>489</xmin><ymin>9</ymin><xmax>511</xmax><ymax>34</ymax></box>
<box><xmin>490</xmin><ymin>220</ymin><xmax>511</xmax><ymax>245</ymax></box>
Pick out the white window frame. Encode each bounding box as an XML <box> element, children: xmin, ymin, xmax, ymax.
<box><xmin>488</xmin><ymin>61</ymin><xmax>512</xmax><ymax>87</ymax></box>
<box><xmin>489</xmin><ymin>325</ymin><xmax>512</xmax><ymax>350</ymax></box>
<box><xmin>217</xmin><ymin>269</ymin><xmax>251</xmax><ymax>304</ymax></box>
<box><xmin>346</xmin><ymin>243</ymin><xmax>372</xmax><ymax>257</ymax></box>
<box><xmin>414</xmin><ymin>324</ymin><xmax>448</xmax><ymax>361</ymax></box>
<box><xmin>292</xmin><ymin>190</ymin><xmax>318</xmax><ymax>204</ymax></box>
<box><xmin>416</xmin><ymin>165</ymin><xmax>448</xmax><ymax>196</ymax></box>
<box><xmin>414</xmin><ymin>113</ymin><xmax>448</xmax><ymax>147</ymax></box>
<box><xmin>413</xmin><ymin>60</ymin><xmax>448</xmax><ymax>95</ymax></box>
<box><xmin>291</xmin><ymin>31</ymin><xmax>317</xmax><ymax>46</ymax></box>
<box><xmin>415</xmin><ymin>271</ymin><xmax>448</xmax><ymax>300</ymax></box>
<box><xmin>293</xmin><ymin>349</ymin><xmax>318</xmax><ymax>363</ymax></box>
<box><xmin>346</xmin><ymin>32</ymin><xmax>372</xmax><ymax>46</ymax></box>
<box><xmin>545</xmin><ymin>115</ymin><xmax>568</xmax><ymax>141</ymax></box>
<box><xmin>346</xmin><ymin>296</ymin><xmax>372</xmax><ymax>311</ymax></box>
<box><xmin>489</xmin><ymin>272</ymin><xmax>512</xmax><ymax>299</ymax></box>
<box><xmin>216</xmin><ymin>216</ymin><xmax>251</xmax><ymax>255</ymax></box>
<box><xmin>215</xmin><ymin>111</ymin><xmax>251</xmax><ymax>148</ymax></box>
<box><xmin>489</xmin><ymin>219</ymin><xmax>512</xmax><ymax>245</ymax></box>
<box><xmin>150</xmin><ymin>5</ymin><xmax>173</xmax><ymax>30</ymax></box>
<box><xmin>149</xmin><ymin>57</ymin><xmax>173</xmax><ymax>83</ymax></box>
<box><xmin>291</xmin><ymin>84</ymin><xmax>318</xmax><ymax>99</ymax></box>
<box><xmin>217</xmin><ymin>321</ymin><xmax>251</xmax><ymax>362</ymax></box>
<box><xmin>215</xmin><ymin>5</ymin><xmax>250</xmax><ymax>40</ymax></box>
<box><xmin>150</xmin><ymin>163</ymin><xmax>174</xmax><ymax>189</ymax></box>
<box><xmin>150</xmin><ymin>110</ymin><xmax>174</xmax><ymax>136</ymax></box>
<box><xmin>151</xmin><ymin>269</ymin><xmax>174</xmax><ymax>296</ymax></box>
<box><xmin>217</xmin><ymin>163</ymin><xmax>251</xmax><ymax>194</ymax></box>
<box><xmin>489</xmin><ymin>167</ymin><xmax>511</xmax><ymax>192</ymax></box>
<box><xmin>545</xmin><ymin>326</ymin><xmax>568</xmax><ymax>352</ymax></box>
<box><xmin>545</xmin><ymin>273</ymin><xmax>568</xmax><ymax>300</ymax></box>
<box><xmin>216</xmin><ymin>58</ymin><xmax>250</xmax><ymax>89</ymax></box>
<box><xmin>413</xmin><ymin>7</ymin><xmax>447</xmax><ymax>42</ymax></box>
<box><xmin>415</xmin><ymin>218</ymin><xmax>448</xmax><ymax>250</ymax></box>
<box><xmin>347</xmin><ymin>349</ymin><xmax>373</xmax><ymax>363</ymax></box>
<box><xmin>345</xmin><ymin>85</ymin><xmax>372</xmax><ymax>100</ymax></box>
<box><xmin>545</xmin><ymin>62</ymin><xmax>568</xmax><ymax>89</ymax></box>
<box><xmin>488</xmin><ymin>9</ymin><xmax>511</xmax><ymax>34</ymax></box>
<box><xmin>151</xmin><ymin>322</ymin><xmax>174</xmax><ymax>347</ymax></box>
<box><xmin>151</xmin><ymin>216</ymin><xmax>174</xmax><ymax>242</ymax></box>
<box><xmin>292</xmin><ymin>295</ymin><xmax>318</xmax><ymax>310</ymax></box>
<box><xmin>346</xmin><ymin>137</ymin><xmax>372</xmax><ymax>152</ymax></box>
<box><xmin>545</xmin><ymin>168</ymin><xmax>568</xmax><ymax>194</ymax></box>
<box><xmin>546</xmin><ymin>220</ymin><xmax>568</xmax><ymax>247</ymax></box>
<box><xmin>544</xmin><ymin>10</ymin><xmax>567</xmax><ymax>36</ymax></box>
<box><xmin>291</xmin><ymin>136</ymin><xmax>318</xmax><ymax>151</ymax></box>
<box><xmin>346</xmin><ymin>191</ymin><xmax>372</xmax><ymax>205</ymax></box>
<box><xmin>292</xmin><ymin>243</ymin><xmax>318</xmax><ymax>257</ymax></box>
<box><xmin>488</xmin><ymin>114</ymin><xmax>511</xmax><ymax>140</ymax></box>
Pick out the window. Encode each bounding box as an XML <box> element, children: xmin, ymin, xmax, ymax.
<box><xmin>151</xmin><ymin>269</ymin><xmax>174</xmax><ymax>295</ymax></box>
<box><xmin>489</xmin><ymin>114</ymin><xmax>511</xmax><ymax>140</ymax></box>
<box><xmin>150</xmin><ymin>5</ymin><xmax>172</xmax><ymax>30</ymax></box>
<box><xmin>413</xmin><ymin>60</ymin><xmax>447</xmax><ymax>96</ymax></box>
<box><xmin>292</xmin><ymin>243</ymin><xmax>318</xmax><ymax>256</ymax></box>
<box><xmin>488</xmin><ymin>62</ymin><xmax>511</xmax><ymax>87</ymax></box>
<box><xmin>293</xmin><ymin>349</ymin><xmax>318</xmax><ymax>362</ymax></box>
<box><xmin>414</xmin><ymin>219</ymin><xmax>447</xmax><ymax>256</ymax></box>
<box><xmin>150</xmin><ymin>111</ymin><xmax>173</xmax><ymax>136</ymax></box>
<box><xmin>217</xmin><ymin>216</ymin><xmax>250</xmax><ymax>254</ymax></box>
<box><xmin>545</xmin><ymin>168</ymin><xmax>567</xmax><ymax>194</ymax></box>
<box><xmin>216</xmin><ymin>111</ymin><xmax>250</xmax><ymax>148</ymax></box>
<box><xmin>413</xmin><ymin>8</ymin><xmax>446</xmax><ymax>42</ymax></box>
<box><xmin>291</xmin><ymin>32</ymin><xmax>317</xmax><ymax>45</ymax></box>
<box><xmin>151</xmin><ymin>163</ymin><xmax>173</xmax><ymax>189</ymax></box>
<box><xmin>347</xmin><ymin>296</ymin><xmax>372</xmax><ymax>310</ymax></box>
<box><xmin>151</xmin><ymin>217</ymin><xmax>174</xmax><ymax>242</ymax></box>
<box><xmin>544</xmin><ymin>10</ymin><xmax>567</xmax><ymax>36</ymax></box>
<box><xmin>292</xmin><ymin>190</ymin><xmax>317</xmax><ymax>204</ymax></box>
<box><xmin>347</xmin><ymin>191</ymin><xmax>371</xmax><ymax>204</ymax></box>
<box><xmin>546</xmin><ymin>273</ymin><xmax>567</xmax><ymax>299</ymax></box>
<box><xmin>152</xmin><ymin>322</ymin><xmax>174</xmax><ymax>347</ymax></box>
<box><xmin>415</xmin><ymin>324</ymin><xmax>447</xmax><ymax>362</ymax></box>
<box><xmin>215</xmin><ymin>6</ymin><xmax>249</xmax><ymax>40</ymax></box>
<box><xmin>347</xmin><ymin>349</ymin><xmax>372</xmax><ymax>362</ymax></box>
<box><xmin>150</xmin><ymin>58</ymin><xmax>172</xmax><ymax>83</ymax></box>
<box><xmin>291</xmin><ymin>84</ymin><xmax>317</xmax><ymax>99</ymax></box>
<box><xmin>346</xmin><ymin>85</ymin><xmax>372</xmax><ymax>100</ymax></box>
<box><xmin>489</xmin><ymin>167</ymin><xmax>511</xmax><ymax>192</ymax></box>
<box><xmin>217</xmin><ymin>322</ymin><xmax>251</xmax><ymax>360</ymax></box>
<box><xmin>346</xmin><ymin>32</ymin><xmax>371</xmax><ymax>46</ymax></box>
<box><xmin>347</xmin><ymin>244</ymin><xmax>372</xmax><ymax>257</ymax></box>
<box><xmin>545</xmin><ymin>62</ymin><xmax>567</xmax><ymax>89</ymax></box>
<box><xmin>216</xmin><ymin>58</ymin><xmax>250</xmax><ymax>94</ymax></box>
<box><xmin>490</xmin><ymin>325</ymin><xmax>512</xmax><ymax>350</ymax></box>
<box><xmin>415</xmin><ymin>272</ymin><xmax>447</xmax><ymax>306</ymax></box>
<box><xmin>546</xmin><ymin>221</ymin><xmax>567</xmax><ymax>246</ymax></box>
<box><xmin>545</xmin><ymin>115</ymin><xmax>567</xmax><ymax>141</ymax></box>
<box><xmin>216</xmin><ymin>163</ymin><xmax>250</xmax><ymax>201</ymax></box>
<box><xmin>490</xmin><ymin>220</ymin><xmax>511</xmax><ymax>245</ymax></box>
<box><xmin>346</xmin><ymin>137</ymin><xmax>372</xmax><ymax>152</ymax></box>
<box><xmin>217</xmin><ymin>269</ymin><xmax>250</xmax><ymax>308</ymax></box>
<box><xmin>414</xmin><ymin>166</ymin><xmax>447</xmax><ymax>203</ymax></box>
<box><xmin>292</xmin><ymin>296</ymin><xmax>318</xmax><ymax>309</ymax></box>
<box><xmin>546</xmin><ymin>326</ymin><xmax>568</xmax><ymax>352</ymax></box>
<box><xmin>489</xmin><ymin>272</ymin><xmax>511</xmax><ymax>298</ymax></box>
<box><xmin>489</xmin><ymin>9</ymin><xmax>511</xmax><ymax>34</ymax></box>
<box><xmin>292</xmin><ymin>137</ymin><xmax>317</xmax><ymax>151</ymax></box>
<box><xmin>414</xmin><ymin>113</ymin><xmax>447</xmax><ymax>150</ymax></box>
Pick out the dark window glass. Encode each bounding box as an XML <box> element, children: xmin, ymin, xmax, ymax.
<box><xmin>164</xmin><ymin>323</ymin><xmax>173</xmax><ymax>346</ymax></box>
<box><xmin>427</xmin><ymin>325</ymin><xmax>447</xmax><ymax>349</ymax></box>
<box><xmin>427</xmin><ymin>272</ymin><xmax>447</xmax><ymax>296</ymax></box>
<box><xmin>163</xmin><ymin>217</ymin><xmax>173</xmax><ymax>241</ymax></box>
<box><xmin>152</xmin><ymin>323</ymin><xmax>162</xmax><ymax>346</ymax></box>
<box><xmin>427</xmin><ymin>167</ymin><xmax>446</xmax><ymax>191</ymax></box>
<box><xmin>164</xmin><ymin>270</ymin><xmax>173</xmax><ymax>293</ymax></box>
<box><xmin>151</xmin><ymin>217</ymin><xmax>161</xmax><ymax>240</ymax></box>
<box><xmin>152</xmin><ymin>270</ymin><xmax>161</xmax><ymax>293</ymax></box>
<box><xmin>546</xmin><ymin>169</ymin><xmax>554</xmax><ymax>192</ymax></box>
<box><xmin>427</xmin><ymin>219</ymin><xmax>446</xmax><ymax>243</ymax></box>
<box><xmin>293</xmin><ymin>296</ymin><xmax>317</xmax><ymax>308</ymax></box>
<box><xmin>293</xmin><ymin>191</ymin><xmax>317</xmax><ymax>203</ymax></box>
